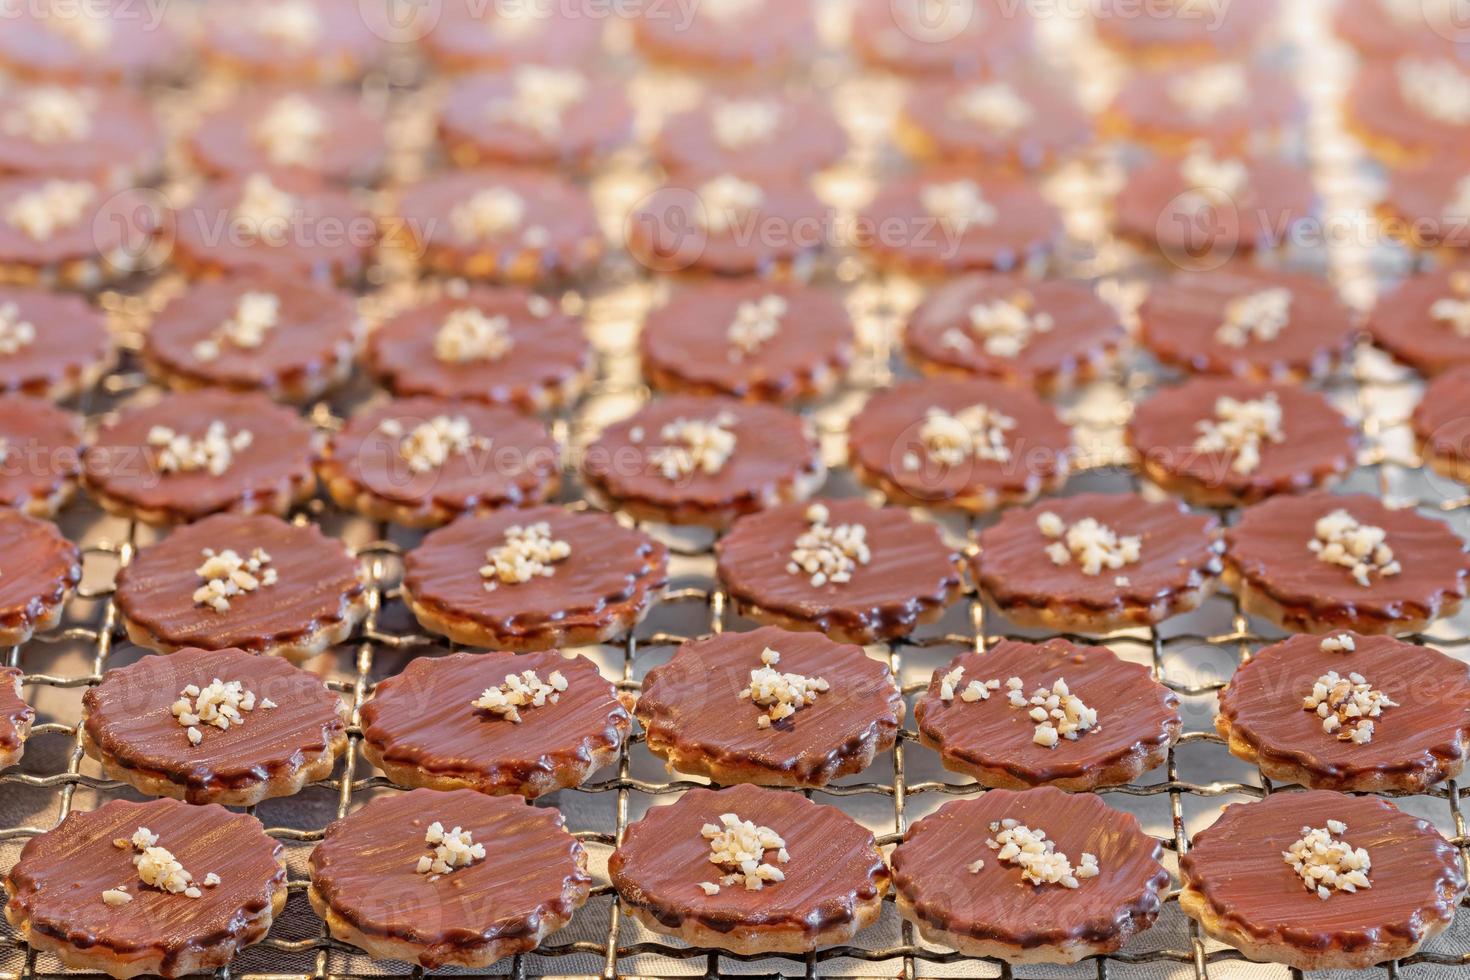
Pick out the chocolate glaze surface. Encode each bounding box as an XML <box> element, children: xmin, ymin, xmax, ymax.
<box><xmin>1414</xmin><ymin>366</ymin><xmax>1470</xmax><ymax>465</ymax></box>
<box><xmin>1139</xmin><ymin>268</ymin><xmax>1356</xmax><ymax>380</ymax></box>
<box><xmin>367</xmin><ymin>288</ymin><xmax>590</xmax><ymax>409</ymax></box>
<box><xmin>976</xmin><ymin>493</ymin><xmax>1221</xmax><ymax>617</ymax></box>
<box><xmin>144</xmin><ymin>273</ymin><xmax>360</xmax><ymax>394</ymax></box>
<box><xmin>903</xmin><ymin>275</ymin><xmax>1123</xmax><ymax>385</ymax></box>
<box><xmin>1381</xmin><ymin>162</ymin><xmax>1470</xmax><ymax>249</ymax></box>
<box><xmin>858</xmin><ymin>170</ymin><xmax>1060</xmax><ymax>273</ymax></box>
<box><xmin>0</xmin><ymin>288</ymin><xmax>111</xmax><ymax>395</ymax></box>
<box><xmin>440</xmin><ymin>69</ymin><xmax>633</xmax><ymax>168</ymax></box>
<box><xmin>1</xmin><ymin>666</ymin><xmax>33</xmax><ymax>756</ymax></box>
<box><xmin>84</xmin><ymin>390</ymin><xmax>318</xmax><ymax>522</ymax></box>
<box><xmin>1371</xmin><ymin>265</ymin><xmax>1470</xmax><ymax>376</ymax></box>
<box><xmin>0</xmin><ymin>510</ymin><xmax>79</xmax><ymax>636</ymax></box>
<box><xmin>0</xmin><ymin>3</ymin><xmax>177</xmax><ymax>80</ymax></box>
<box><xmin>189</xmin><ymin>89</ymin><xmax>388</xmax><ymax>182</ymax></box>
<box><xmin>1093</xmin><ymin>0</ymin><xmax>1274</xmax><ymax>53</ymax></box>
<box><xmin>902</xmin><ymin>77</ymin><xmax>1091</xmax><ymax>169</ymax></box>
<box><xmin>4</xmin><ymin>797</ymin><xmax>285</xmax><ymax>972</ymax></box>
<box><xmin>1129</xmin><ymin>378</ymin><xmax>1358</xmax><ymax>501</ymax></box>
<box><xmin>850</xmin><ymin>0</ymin><xmax>1035</xmax><ymax>76</ymax></box>
<box><xmin>0</xmin><ymin>395</ymin><xmax>82</xmax><ymax>508</ymax></box>
<box><xmin>0</xmin><ymin>177</ymin><xmax>155</xmax><ymax>269</ymax></box>
<box><xmin>715</xmin><ymin>498</ymin><xmax>962</xmax><ymax>639</ymax></box>
<box><xmin>198</xmin><ymin>0</ymin><xmax>385</xmax><ymax>77</ymax></box>
<box><xmin>322</xmin><ymin>397</ymin><xmax>559</xmax><ymax>513</ymax></box>
<box><xmin>655</xmin><ymin>93</ymin><xmax>848</xmax><ymax>177</ymax></box>
<box><xmin>403</xmin><ymin>506</ymin><xmax>668</xmax><ymax>642</ymax></box>
<box><xmin>915</xmin><ymin>639</ymin><xmax>1180</xmax><ymax>786</ymax></box>
<box><xmin>309</xmin><ymin>788</ymin><xmax>588</xmax><ymax>965</ymax></box>
<box><xmin>1349</xmin><ymin>59</ymin><xmax>1470</xmax><ymax>160</ymax></box>
<box><xmin>1108</xmin><ymin>65</ymin><xmax>1302</xmax><ymax>146</ymax></box>
<box><xmin>421</xmin><ymin>0</ymin><xmax>606</xmax><ymax>70</ymax></box>
<box><xmin>1225</xmin><ymin>493</ymin><xmax>1470</xmax><ymax>629</ymax></box>
<box><xmin>1181</xmin><ymin>791</ymin><xmax>1466</xmax><ymax>953</ymax></box>
<box><xmin>583</xmin><ymin>395</ymin><xmax>821</xmax><ymax>516</ymax></box>
<box><xmin>1219</xmin><ymin>632</ymin><xmax>1470</xmax><ymax>788</ymax></box>
<box><xmin>609</xmin><ymin>783</ymin><xmax>888</xmax><ymax>936</ymax></box>
<box><xmin>83</xmin><ymin>646</ymin><xmax>345</xmax><ymax>799</ymax></box>
<box><xmin>114</xmin><ymin>513</ymin><xmax>363</xmax><ymax>653</ymax></box>
<box><xmin>890</xmin><ymin>787</ymin><xmax>1168</xmax><ymax>949</ymax></box>
<box><xmin>1115</xmin><ymin>154</ymin><xmax>1317</xmax><ymax>258</ymax></box>
<box><xmin>361</xmin><ymin>650</ymin><xmax>628</xmax><ymax>790</ymax></box>
<box><xmin>640</xmin><ymin>281</ymin><xmax>852</xmax><ymax>401</ymax></box>
<box><xmin>171</xmin><ymin>174</ymin><xmax>374</xmax><ymax>282</ymax></box>
<box><xmin>631</xmin><ymin>0</ymin><xmax>816</xmax><ymax>68</ymax></box>
<box><xmin>636</xmin><ymin>626</ymin><xmax>903</xmax><ymax>784</ymax></box>
<box><xmin>0</xmin><ymin>85</ymin><xmax>161</xmax><ymax>182</ymax></box>
<box><xmin>847</xmin><ymin>378</ymin><xmax>1073</xmax><ymax>505</ymax></box>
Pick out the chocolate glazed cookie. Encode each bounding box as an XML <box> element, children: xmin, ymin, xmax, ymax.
<box><xmin>0</xmin><ymin>666</ymin><xmax>33</xmax><ymax>770</ymax></box>
<box><xmin>0</xmin><ymin>509</ymin><xmax>80</xmax><ymax>645</ymax></box>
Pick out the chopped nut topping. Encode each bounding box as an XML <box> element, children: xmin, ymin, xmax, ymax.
<box><xmin>101</xmin><ymin>888</ymin><xmax>132</xmax><ymax>906</ymax></box>
<box><xmin>451</xmin><ymin>187</ymin><xmax>526</xmax><ymax>241</ymax></box>
<box><xmin>1038</xmin><ymin>512</ymin><xmax>1141</xmax><ymax>577</ymax></box>
<box><xmin>739</xmin><ymin>646</ymin><xmax>830</xmax><ymax>729</ymax></box>
<box><xmin>921</xmin><ymin>179</ymin><xmax>997</xmax><ymax>229</ymax></box>
<box><xmin>3</xmin><ymin>87</ymin><xmax>93</xmax><ymax>144</ymax></box>
<box><xmin>378</xmin><ymin>415</ymin><xmax>490</xmax><ymax>475</ymax></box>
<box><xmin>951</xmin><ymin>83</ymin><xmax>1033</xmax><ymax>132</ymax></box>
<box><xmin>480</xmin><ymin>522</ymin><xmax>571</xmax><ymax>590</ymax></box>
<box><xmin>1309</xmin><ymin>509</ymin><xmax>1401</xmax><ymax>587</ymax></box>
<box><xmin>257</xmin><ymin>0</ymin><xmax>322</xmax><ymax>46</ymax></box>
<box><xmin>986</xmin><ymin>820</ymin><xmax>1100</xmax><ymax>888</ymax></box>
<box><xmin>4</xmin><ymin>180</ymin><xmax>94</xmax><ymax>241</ymax></box>
<box><xmin>919</xmin><ymin>403</ymin><xmax>1016</xmax><ymax>467</ymax></box>
<box><xmin>415</xmin><ymin>821</ymin><xmax>486</xmax><ymax>878</ymax></box>
<box><xmin>193</xmin><ymin>547</ymin><xmax>278</xmax><ymax>614</ymax></box>
<box><xmin>231</xmin><ymin>174</ymin><xmax>296</xmax><ymax>245</ymax></box>
<box><xmin>119</xmin><ymin>828</ymin><xmax>207</xmax><ymax>898</ymax></box>
<box><xmin>487</xmin><ymin>66</ymin><xmax>587</xmax><ymax>138</ymax></box>
<box><xmin>192</xmin><ymin>291</ymin><xmax>281</xmax><ymax>362</ymax></box>
<box><xmin>42</xmin><ymin>5</ymin><xmax>110</xmax><ymax>49</ymax></box>
<box><xmin>698</xmin><ymin>812</ymin><xmax>788</xmax><ymax>896</ymax></box>
<box><xmin>0</xmin><ymin>302</ymin><xmax>37</xmax><ymax>356</ymax></box>
<box><xmin>726</xmin><ymin>294</ymin><xmax>787</xmax><ymax>357</ymax></box>
<box><xmin>697</xmin><ymin>175</ymin><xmax>763</xmax><ymax>234</ymax></box>
<box><xmin>960</xmin><ymin>293</ymin><xmax>1054</xmax><ymax>358</ymax></box>
<box><xmin>1191</xmin><ymin>393</ymin><xmax>1285</xmax><ymax>476</ymax></box>
<box><xmin>1320</xmin><ymin>633</ymin><xmax>1356</xmax><ymax>653</ymax></box>
<box><xmin>940</xmin><ymin>667</ymin><xmax>1096</xmax><ymax>746</ymax></box>
<box><xmin>1168</xmin><ymin>63</ymin><xmax>1247</xmax><ymax>116</ymax></box>
<box><xmin>171</xmin><ymin>677</ymin><xmax>262</xmax><ymax>743</ymax></box>
<box><xmin>1432</xmin><ymin>292</ymin><xmax>1470</xmax><ymax>337</ymax></box>
<box><xmin>1397</xmin><ymin>57</ymin><xmax>1470</xmax><ymax>125</ymax></box>
<box><xmin>433</xmin><ymin>307</ymin><xmax>514</xmax><ymax>363</ymax></box>
<box><xmin>1284</xmin><ymin>822</ymin><xmax>1372</xmax><ymax>900</ymax></box>
<box><xmin>1305</xmin><ymin>669</ymin><xmax>1397</xmax><ymax>744</ymax></box>
<box><xmin>253</xmin><ymin>94</ymin><xmax>326</xmax><ymax>167</ymax></box>
<box><xmin>1180</xmin><ymin>145</ymin><xmax>1249</xmax><ymax>199</ymax></box>
<box><xmin>147</xmin><ymin>422</ymin><xmax>254</xmax><ymax>476</ymax></box>
<box><xmin>1215</xmin><ymin>287</ymin><xmax>1293</xmax><ymax>347</ymax></box>
<box><xmin>786</xmin><ymin>503</ymin><xmax>871</xmax><ymax>588</ymax></box>
<box><xmin>471</xmin><ymin>667</ymin><xmax>567</xmax><ymax>724</ymax></box>
<box><xmin>647</xmin><ymin>413</ymin><xmax>738</xmax><ymax>481</ymax></box>
<box><xmin>711</xmin><ymin>98</ymin><xmax>782</xmax><ymax>149</ymax></box>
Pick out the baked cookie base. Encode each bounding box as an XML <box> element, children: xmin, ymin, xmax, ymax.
<box><xmin>586</xmin><ymin>463</ymin><xmax>827</xmax><ymax>530</ymax></box>
<box><xmin>1223</xmin><ymin>562</ymin><xmax>1449</xmax><ymax>636</ymax></box>
<box><xmin>984</xmin><ymin>579</ymin><xmax>1217</xmax><ymax>634</ymax></box>
<box><xmin>0</xmin><ymin>592</ymin><xmax>70</xmax><ymax>647</ymax></box>
<box><xmin>86</xmin><ymin>474</ymin><xmax>319</xmax><ymax>528</ymax></box>
<box><xmin>916</xmin><ymin>723</ymin><xmax>1178</xmax><ymax>792</ymax></box>
<box><xmin>142</xmin><ymin>343</ymin><xmax>358</xmax><ymax>404</ymax></box>
<box><xmin>401</xmin><ymin>584</ymin><xmax>663</xmax><ymax>652</ymax></box>
<box><xmin>895</xmin><ymin>892</ymin><xmax>1140</xmax><ymax>964</ymax></box>
<box><xmin>320</xmin><ymin>467</ymin><xmax>563</xmax><ymax>530</ymax></box>
<box><xmin>850</xmin><ymin>459</ymin><xmax>1067</xmax><ymax>514</ymax></box>
<box><xmin>119</xmin><ymin>588</ymin><xmax>370</xmax><ymax>663</ymax></box>
<box><xmin>620</xmin><ymin>887</ymin><xmax>886</xmax><ymax>955</ymax></box>
<box><xmin>726</xmin><ymin>580</ymin><xmax>963</xmax><ymax>646</ymax></box>
<box><xmin>1</xmin><ymin>669</ymin><xmax>30</xmax><ymax>769</ymax></box>
<box><xmin>641</xmin><ymin>719</ymin><xmax>899</xmax><ymax>789</ymax></box>
<box><xmin>906</xmin><ymin>348</ymin><xmax>1118</xmax><ymax>398</ymax></box>
<box><xmin>1139</xmin><ymin>457</ymin><xmax>1347</xmax><ymax>508</ymax></box>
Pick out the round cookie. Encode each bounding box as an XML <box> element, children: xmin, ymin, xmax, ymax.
<box><xmin>0</xmin><ymin>287</ymin><xmax>113</xmax><ymax>399</ymax></box>
<box><xmin>114</xmin><ymin>513</ymin><xmax>367</xmax><ymax>660</ymax></box>
<box><xmin>401</xmin><ymin>506</ymin><xmax>669</xmax><ymax>651</ymax></box>
<box><xmin>308</xmin><ymin>788</ymin><xmax>590</xmax><ymax>969</ymax></box>
<box><xmin>366</xmin><ymin>287</ymin><xmax>591</xmax><ymax>412</ymax></box>
<box><xmin>857</xmin><ymin>169</ymin><xmax>1060</xmax><ymax>274</ymax></box>
<box><xmin>636</xmin><ymin>625</ymin><xmax>904</xmax><ymax>787</ymax></box>
<box><xmin>581</xmin><ymin>395</ymin><xmax>825</xmax><ymax>528</ymax></box>
<box><xmin>630</xmin><ymin>0</ymin><xmax>817</xmax><ymax>70</ymax></box>
<box><xmin>896</xmin><ymin>76</ymin><xmax>1091</xmax><ymax>170</ymax></box>
<box><xmin>187</xmin><ymin>88</ymin><xmax>389</xmax><ymax>184</ymax></box>
<box><xmin>0</xmin><ymin>666</ymin><xmax>33</xmax><ymax>770</ymax></box>
<box><xmin>0</xmin><ymin>509</ymin><xmax>80</xmax><ymax>645</ymax></box>
<box><xmin>0</xmin><ymin>395</ymin><xmax>84</xmax><ymax>517</ymax></box>
<box><xmin>608</xmin><ymin>782</ymin><xmax>889</xmax><ymax>954</ymax></box>
<box><xmin>82</xmin><ymin>646</ymin><xmax>348</xmax><ymax>805</ymax></box>
<box><xmin>655</xmin><ymin>93</ymin><xmax>848</xmax><ymax>179</ymax></box>
<box><xmin>1217</xmin><ymin>631</ymin><xmax>1470</xmax><ymax>792</ymax></box>
<box><xmin>849</xmin><ymin>0</ymin><xmax>1036</xmax><ymax>77</ymax></box>
<box><xmin>0</xmin><ymin>2</ymin><xmax>178</xmax><ymax>81</ymax></box>
<box><xmin>196</xmin><ymin>0</ymin><xmax>386</xmax><ymax>81</ymax></box>
<box><xmin>1139</xmin><ymin>267</ymin><xmax>1357</xmax><ymax>381</ymax></box>
<box><xmin>318</xmin><ymin>397</ymin><xmax>560</xmax><ymax>528</ymax></box>
<box><xmin>1334</xmin><ymin>0</ymin><xmax>1469</xmax><ymax>59</ymax></box>
<box><xmin>393</xmin><ymin>168</ymin><xmax>602</xmax><ymax>282</ymax></box>
<box><xmin>0</xmin><ymin>176</ymin><xmax>157</xmax><ymax>287</ymax></box>
<box><xmin>1180</xmin><ymin>791</ymin><xmax>1466</xmax><ymax>969</ymax></box>
<box><xmin>83</xmin><ymin>389</ymin><xmax>320</xmax><ymax>525</ymax></box>
<box><xmin>420</xmin><ymin>0</ymin><xmax>606</xmax><ymax>72</ymax></box>
<box><xmin>1347</xmin><ymin>56</ymin><xmax>1470</xmax><ymax>166</ymax></box>
<box><xmin>890</xmin><ymin>787</ymin><xmax>1169</xmax><ymax>963</ymax></box>
<box><xmin>141</xmin><ymin>274</ymin><xmax>362</xmax><ymax>402</ymax></box>
<box><xmin>1381</xmin><ymin>161</ymin><xmax>1470</xmax><ymax>251</ymax></box>
<box><xmin>3</xmin><ymin>797</ymin><xmax>287</xmax><ymax>978</ymax></box>
<box><xmin>360</xmin><ymin>649</ymin><xmax>631</xmax><ymax>797</ymax></box>
<box><xmin>1224</xmin><ymin>492</ymin><xmax>1470</xmax><ymax>634</ymax></box>
<box><xmin>1128</xmin><ymin>378</ymin><xmax>1358</xmax><ymax>506</ymax></box>
<box><xmin>975</xmin><ymin>492</ymin><xmax>1223</xmax><ymax>632</ymax></box>
<box><xmin>0</xmin><ymin>84</ymin><xmax>162</xmax><ymax>186</ymax></box>
<box><xmin>1104</xmin><ymin>64</ymin><xmax>1303</xmax><ymax>151</ymax></box>
<box><xmin>170</xmin><ymin>172</ymin><xmax>375</xmax><ymax>283</ymax></box>
<box><xmin>847</xmin><ymin>377</ymin><xmax>1073</xmax><ymax>512</ymax></box>
<box><xmin>639</xmin><ymin>281</ymin><xmax>852</xmax><ymax>402</ymax></box>
<box><xmin>440</xmin><ymin>67</ymin><xmax>633</xmax><ymax>170</ymax></box>
<box><xmin>1414</xmin><ymin>365</ymin><xmax>1470</xmax><ymax>484</ymax></box>
<box><xmin>902</xmin><ymin>275</ymin><xmax>1124</xmax><ymax>391</ymax></box>
<box><xmin>1370</xmin><ymin>265</ymin><xmax>1470</xmax><ymax>375</ymax></box>
<box><xmin>715</xmin><ymin>498</ymin><xmax>964</xmax><ymax>644</ymax></box>
<box><xmin>914</xmin><ymin>639</ymin><xmax>1181</xmax><ymax>790</ymax></box>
